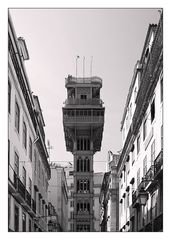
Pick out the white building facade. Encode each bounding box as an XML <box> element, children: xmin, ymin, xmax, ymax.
<box><xmin>48</xmin><ymin>163</ymin><xmax>68</xmax><ymax>231</ymax></box>
<box><xmin>65</xmin><ymin>163</ymin><xmax>74</xmax><ymax>232</ymax></box>
<box><xmin>93</xmin><ymin>172</ymin><xmax>103</xmax><ymax>231</ymax></box>
<box><xmin>8</xmin><ymin>13</ymin><xmax>50</xmax><ymax>232</ymax></box>
<box><xmin>118</xmin><ymin>13</ymin><xmax>163</xmax><ymax>232</ymax></box>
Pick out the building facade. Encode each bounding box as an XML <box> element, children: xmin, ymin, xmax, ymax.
<box><xmin>93</xmin><ymin>172</ymin><xmax>103</xmax><ymax>231</ymax></box>
<box><xmin>65</xmin><ymin>162</ymin><xmax>74</xmax><ymax>232</ymax></box>
<box><xmin>99</xmin><ymin>152</ymin><xmax>119</xmax><ymax>232</ymax></box>
<box><xmin>63</xmin><ymin>75</ymin><xmax>105</xmax><ymax>231</ymax></box>
<box><xmin>8</xmin><ymin>13</ymin><xmax>51</xmax><ymax>232</ymax></box>
<box><xmin>47</xmin><ymin>202</ymin><xmax>60</xmax><ymax>231</ymax></box>
<box><xmin>117</xmin><ymin>13</ymin><xmax>163</xmax><ymax>232</ymax></box>
<box><xmin>48</xmin><ymin>163</ymin><xmax>68</xmax><ymax>231</ymax></box>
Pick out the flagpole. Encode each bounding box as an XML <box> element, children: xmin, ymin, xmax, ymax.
<box><xmin>83</xmin><ymin>56</ymin><xmax>85</xmax><ymax>80</ymax></box>
<box><xmin>76</xmin><ymin>55</ymin><xmax>79</xmax><ymax>79</ymax></box>
<box><xmin>90</xmin><ymin>56</ymin><xmax>93</xmax><ymax>78</ymax></box>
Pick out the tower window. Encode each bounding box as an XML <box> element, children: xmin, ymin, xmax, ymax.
<box><xmin>80</xmin><ymin>95</ymin><xmax>87</xmax><ymax>99</ymax></box>
<box><xmin>151</xmin><ymin>99</ymin><xmax>155</xmax><ymax>123</ymax></box>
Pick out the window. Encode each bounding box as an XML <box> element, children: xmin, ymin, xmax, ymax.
<box><xmin>127</xmin><ymin>193</ymin><xmax>130</xmax><ymax>208</ymax></box>
<box><xmin>39</xmin><ymin>195</ymin><xmax>41</xmax><ymax>214</ymax></box>
<box><xmin>14</xmin><ymin>152</ymin><xmax>19</xmax><ymax>176</ymax></box>
<box><xmin>70</xmin><ymin>211</ymin><xmax>74</xmax><ymax>219</ymax></box>
<box><xmin>143</xmin><ymin>119</ymin><xmax>147</xmax><ymax>141</ymax></box>
<box><xmin>42</xmin><ymin>170</ymin><xmax>44</xmax><ymax>187</ymax></box>
<box><xmin>137</xmin><ymin>168</ymin><xmax>140</xmax><ymax>187</ymax></box>
<box><xmin>160</xmin><ymin>77</ymin><xmax>163</xmax><ymax>102</ymax></box>
<box><xmin>151</xmin><ymin>99</ymin><xmax>155</xmax><ymax>123</ymax></box>
<box><xmin>29</xmin><ymin>219</ymin><xmax>32</xmax><ymax>232</ymax></box>
<box><xmin>80</xmin><ymin>95</ymin><xmax>87</xmax><ymax>99</ymax></box>
<box><xmin>22</xmin><ymin>211</ymin><xmax>26</xmax><ymax>232</ymax></box>
<box><xmin>134</xmin><ymin>87</ymin><xmax>137</xmax><ymax>102</ymax></box>
<box><xmin>34</xmin><ymin>150</ymin><xmax>37</xmax><ymax>172</ymax></box>
<box><xmin>77</xmin><ymin>179</ymin><xmax>90</xmax><ymax>193</ymax></box>
<box><xmin>143</xmin><ymin>156</ymin><xmax>147</xmax><ymax>177</ymax></box>
<box><xmin>70</xmin><ymin>201</ymin><xmax>73</xmax><ymax>207</ymax></box>
<box><xmin>131</xmin><ymin>144</ymin><xmax>135</xmax><ymax>165</ymax></box>
<box><xmin>8</xmin><ymin>81</ymin><xmax>11</xmax><ymax>113</ymax></box>
<box><xmin>151</xmin><ymin>192</ymin><xmax>157</xmax><ymax>220</ymax></box>
<box><xmin>123</xmin><ymin>128</ymin><xmax>125</xmax><ymax>141</ymax></box>
<box><xmin>29</xmin><ymin>137</ymin><xmax>32</xmax><ymax>161</ymax></box>
<box><xmin>15</xmin><ymin>101</ymin><xmax>20</xmax><ymax>133</ymax></box>
<box><xmin>137</xmin><ymin>135</ymin><xmax>140</xmax><ymax>155</ymax></box>
<box><xmin>14</xmin><ymin>205</ymin><xmax>19</xmax><ymax>232</ymax></box>
<box><xmin>38</xmin><ymin>161</ymin><xmax>41</xmax><ymax>179</ymax></box>
<box><xmin>23</xmin><ymin>121</ymin><xmax>27</xmax><ymax>149</ymax></box>
<box><xmin>126</xmin><ymin>115</ymin><xmax>129</xmax><ymax>130</ymax></box>
<box><xmin>22</xmin><ymin>167</ymin><xmax>26</xmax><ymax>187</ymax></box>
<box><xmin>161</xmin><ymin>125</ymin><xmax>163</xmax><ymax>149</ymax></box>
<box><xmin>151</xmin><ymin>140</ymin><xmax>155</xmax><ymax>164</ymax></box>
<box><xmin>129</xmin><ymin>103</ymin><xmax>132</xmax><ymax>119</ymax></box>
<box><xmin>29</xmin><ymin>178</ymin><xmax>32</xmax><ymax>195</ymax></box>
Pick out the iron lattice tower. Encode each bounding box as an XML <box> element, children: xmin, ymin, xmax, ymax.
<box><xmin>63</xmin><ymin>75</ymin><xmax>105</xmax><ymax>232</ymax></box>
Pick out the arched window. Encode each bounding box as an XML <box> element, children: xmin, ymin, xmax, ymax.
<box><xmin>87</xmin><ymin>159</ymin><xmax>90</xmax><ymax>171</ymax></box>
<box><xmin>87</xmin><ymin>203</ymin><xmax>90</xmax><ymax>212</ymax></box>
<box><xmin>77</xmin><ymin>159</ymin><xmax>79</xmax><ymax>171</ymax></box>
<box><xmin>84</xmin><ymin>159</ymin><xmax>86</xmax><ymax>172</ymax></box>
<box><xmin>81</xmin><ymin>159</ymin><xmax>83</xmax><ymax>171</ymax></box>
<box><xmin>87</xmin><ymin>139</ymin><xmax>90</xmax><ymax>150</ymax></box>
<box><xmin>84</xmin><ymin>139</ymin><xmax>87</xmax><ymax>150</ymax></box>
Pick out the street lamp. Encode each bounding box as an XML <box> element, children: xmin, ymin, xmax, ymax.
<box><xmin>138</xmin><ymin>189</ymin><xmax>148</xmax><ymax>206</ymax></box>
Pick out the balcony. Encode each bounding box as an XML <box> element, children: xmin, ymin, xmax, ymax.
<box><xmin>65</xmin><ymin>98</ymin><xmax>103</xmax><ymax>107</ymax></box>
<box><xmin>74</xmin><ymin>213</ymin><xmax>94</xmax><ymax>220</ymax></box>
<box><xmin>65</xmin><ymin>76</ymin><xmax>102</xmax><ymax>86</ymax></box>
<box><xmin>154</xmin><ymin>151</ymin><xmax>163</xmax><ymax>178</ymax></box>
<box><xmin>32</xmin><ymin>199</ymin><xmax>36</xmax><ymax>213</ymax></box>
<box><xmin>8</xmin><ymin>165</ymin><xmax>33</xmax><ymax>212</ymax></box>
<box><xmin>74</xmin><ymin>191</ymin><xmax>93</xmax><ymax>198</ymax></box>
<box><xmin>63</xmin><ymin>115</ymin><xmax>104</xmax><ymax>124</ymax></box>
<box><xmin>63</xmin><ymin>108</ymin><xmax>104</xmax><ymax>125</ymax></box>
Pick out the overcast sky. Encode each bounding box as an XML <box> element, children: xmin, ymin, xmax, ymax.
<box><xmin>10</xmin><ymin>8</ymin><xmax>160</xmax><ymax>172</ymax></box>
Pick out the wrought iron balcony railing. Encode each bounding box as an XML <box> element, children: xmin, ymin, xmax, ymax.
<box><xmin>65</xmin><ymin>98</ymin><xmax>103</xmax><ymax>106</ymax></box>
<box><xmin>8</xmin><ymin>165</ymin><xmax>32</xmax><ymax>209</ymax></box>
<box><xmin>63</xmin><ymin>115</ymin><xmax>104</xmax><ymax>123</ymax></box>
<box><xmin>32</xmin><ymin>199</ymin><xmax>36</xmax><ymax>213</ymax></box>
<box><xmin>154</xmin><ymin>151</ymin><xmax>163</xmax><ymax>176</ymax></box>
<box><xmin>65</xmin><ymin>76</ymin><xmax>102</xmax><ymax>86</ymax></box>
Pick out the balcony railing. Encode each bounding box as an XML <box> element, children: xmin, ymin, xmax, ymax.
<box><xmin>32</xmin><ymin>199</ymin><xmax>36</xmax><ymax>213</ymax></box>
<box><xmin>17</xmin><ymin>178</ymin><xmax>26</xmax><ymax>199</ymax></box>
<box><xmin>65</xmin><ymin>98</ymin><xmax>103</xmax><ymax>106</ymax></box>
<box><xmin>154</xmin><ymin>151</ymin><xmax>163</xmax><ymax>176</ymax></box>
<box><xmin>8</xmin><ymin>165</ymin><xmax>32</xmax><ymax>210</ymax></box>
<box><xmin>25</xmin><ymin>189</ymin><xmax>32</xmax><ymax>207</ymax></box>
<box><xmin>63</xmin><ymin>115</ymin><xmax>104</xmax><ymax>123</ymax></box>
<box><xmin>65</xmin><ymin>76</ymin><xmax>102</xmax><ymax>86</ymax></box>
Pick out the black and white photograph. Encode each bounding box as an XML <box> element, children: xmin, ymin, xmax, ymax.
<box><xmin>3</xmin><ymin>2</ymin><xmax>166</xmax><ymax>236</ymax></box>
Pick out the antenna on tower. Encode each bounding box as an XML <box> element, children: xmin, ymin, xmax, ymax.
<box><xmin>83</xmin><ymin>56</ymin><xmax>85</xmax><ymax>80</ymax></box>
<box><xmin>90</xmin><ymin>56</ymin><xmax>93</xmax><ymax>78</ymax></box>
<box><xmin>76</xmin><ymin>55</ymin><xmax>80</xmax><ymax>79</ymax></box>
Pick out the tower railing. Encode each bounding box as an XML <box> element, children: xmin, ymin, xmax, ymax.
<box><xmin>65</xmin><ymin>98</ymin><xmax>103</xmax><ymax>106</ymax></box>
<box><xmin>65</xmin><ymin>76</ymin><xmax>102</xmax><ymax>86</ymax></box>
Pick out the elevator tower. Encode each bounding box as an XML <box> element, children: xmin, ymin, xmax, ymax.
<box><xmin>63</xmin><ymin>75</ymin><xmax>105</xmax><ymax>231</ymax></box>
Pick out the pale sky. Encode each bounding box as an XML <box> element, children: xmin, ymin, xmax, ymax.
<box><xmin>10</xmin><ymin>8</ymin><xmax>160</xmax><ymax>172</ymax></box>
